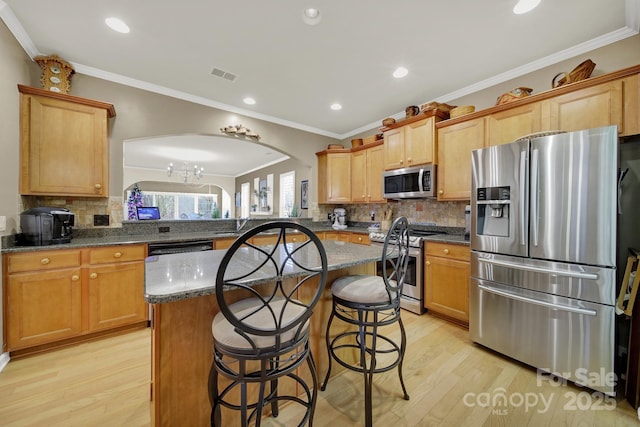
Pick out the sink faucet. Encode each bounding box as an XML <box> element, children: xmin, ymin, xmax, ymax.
<box><xmin>236</xmin><ymin>217</ymin><xmax>249</xmax><ymax>232</ymax></box>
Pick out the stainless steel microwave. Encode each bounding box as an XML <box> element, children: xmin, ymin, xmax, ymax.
<box><xmin>382</xmin><ymin>165</ymin><xmax>436</xmax><ymax>199</ymax></box>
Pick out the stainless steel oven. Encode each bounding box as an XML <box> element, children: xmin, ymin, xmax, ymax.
<box><xmin>370</xmin><ymin>232</ymin><xmax>424</xmax><ymax>314</ymax></box>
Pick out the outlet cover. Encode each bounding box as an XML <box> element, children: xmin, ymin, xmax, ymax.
<box><xmin>94</xmin><ymin>214</ymin><xmax>110</xmax><ymax>226</ymax></box>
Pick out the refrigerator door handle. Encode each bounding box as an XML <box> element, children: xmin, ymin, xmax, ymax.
<box><xmin>531</xmin><ymin>148</ymin><xmax>540</xmax><ymax>247</ymax></box>
<box><xmin>478</xmin><ymin>257</ymin><xmax>599</xmax><ymax>280</ymax></box>
<box><xmin>519</xmin><ymin>151</ymin><xmax>527</xmax><ymax>246</ymax></box>
<box><xmin>478</xmin><ymin>284</ymin><xmax>597</xmax><ymax>316</ymax></box>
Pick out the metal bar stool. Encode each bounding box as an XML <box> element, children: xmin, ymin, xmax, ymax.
<box><xmin>208</xmin><ymin>221</ymin><xmax>328</xmax><ymax>427</ymax></box>
<box><xmin>321</xmin><ymin>216</ymin><xmax>410</xmax><ymax>426</ymax></box>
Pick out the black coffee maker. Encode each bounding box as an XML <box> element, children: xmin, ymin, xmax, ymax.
<box><xmin>19</xmin><ymin>207</ymin><xmax>75</xmax><ymax>245</ymax></box>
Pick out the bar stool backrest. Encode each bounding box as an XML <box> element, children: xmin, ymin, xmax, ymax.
<box><xmin>380</xmin><ymin>216</ymin><xmax>411</xmax><ymax>304</ymax></box>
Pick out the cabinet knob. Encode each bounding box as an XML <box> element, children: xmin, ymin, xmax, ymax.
<box><xmin>438</xmin><ymin>190</ymin><xmax>444</xmax><ymax>195</ymax></box>
<box><xmin>407</xmin><ymin>157</ymin><xmax>412</xmax><ymax>163</ymax></box>
<box><xmin>41</xmin><ymin>258</ymin><xmax>50</xmax><ymax>265</ymax></box>
<box><xmin>114</xmin><ymin>252</ymin><xmax>122</xmax><ymax>258</ymax></box>
<box><xmin>358</xmin><ymin>237</ymin><xmax>362</xmax><ymax>241</ymax></box>
<box><xmin>90</xmin><ymin>272</ymin><xmax>98</xmax><ymax>279</ymax></box>
<box><xmin>426</xmin><ymin>261</ymin><xmax>431</xmax><ymax>266</ymax></box>
<box><xmin>71</xmin><ymin>275</ymin><xmax>79</xmax><ymax>281</ymax></box>
<box><xmin>400</xmin><ymin>160</ymin><xmax>403</xmax><ymax>164</ymax></box>
<box><xmin>95</xmin><ymin>184</ymin><xmax>102</xmax><ymax>190</ymax></box>
<box><xmin>443</xmin><ymin>249</ymin><xmax>449</xmax><ymax>254</ymax></box>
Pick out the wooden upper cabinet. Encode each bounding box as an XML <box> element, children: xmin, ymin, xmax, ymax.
<box><xmin>383</xmin><ymin>115</ymin><xmax>438</xmax><ymax>170</ymax></box>
<box><xmin>317</xmin><ymin>150</ymin><xmax>351</xmax><ymax>204</ymax></box>
<box><xmin>487</xmin><ymin>102</ymin><xmax>542</xmax><ymax>146</ymax></box>
<box><xmin>623</xmin><ymin>74</ymin><xmax>640</xmax><ymax>137</ymax></box>
<box><xmin>540</xmin><ymin>80</ymin><xmax>623</xmax><ymax>133</ymax></box>
<box><xmin>437</xmin><ymin>117</ymin><xmax>485</xmax><ymax>201</ymax></box>
<box><xmin>351</xmin><ymin>143</ymin><xmax>385</xmax><ymax>203</ymax></box>
<box><xmin>18</xmin><ymin>85</ymin><xmax>115</xmax><ymax>198</ymax></box>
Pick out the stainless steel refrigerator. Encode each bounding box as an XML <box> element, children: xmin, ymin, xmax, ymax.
<box><xmin>469</xmin><ymin>126</ymin><xmax>618</xmax><ymax>396</ymax></box>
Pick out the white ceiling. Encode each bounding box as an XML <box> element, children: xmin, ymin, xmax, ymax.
<box><xmin>124</xmin><ymin>134</ymin><xmax>290</xmax><ymax>178</ymax></box>
<box><xmin>1</xmin><ymin>0</ymin><xmax>638</xmax><ymax>177</ymax></box>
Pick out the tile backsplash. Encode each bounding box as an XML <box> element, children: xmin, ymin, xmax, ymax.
<box><xmin>21</xmin><ymin>196</ymin><xmax>124</xmax><ymax>229</ymax></box>
<box><xmin>313</xmin><ymin>199</ymin><xmax>468</xmax><ymax>227</ymax></box>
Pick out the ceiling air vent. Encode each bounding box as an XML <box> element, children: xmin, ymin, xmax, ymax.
<box><xmin>211</xmin><ymin>67</ymin><xmax>237</xmax><ymax>82</ymax></box>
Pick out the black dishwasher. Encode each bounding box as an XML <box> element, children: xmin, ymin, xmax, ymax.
<box><xmin>148</xmin><ymin>240</ymin><xmax>214</xmax><ymax>255</ymax></box>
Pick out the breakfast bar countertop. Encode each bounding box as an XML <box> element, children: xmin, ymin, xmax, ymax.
<box><xmin>144</xmin><ymin>240</ymin><xmax>383</xmax><ymax>304</ymax></box>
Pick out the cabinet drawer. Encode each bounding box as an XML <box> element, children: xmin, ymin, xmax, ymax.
<box><xmin>89</xmin><ymin>244</ymin><xmax>146</xmax><ymax>264</ymax></box>
<box><xmin>7</xmin><ymin>249</ymin><xmax>82</xmax><ymax>273</ymax></box>
<box><xmin>425</xmin><ymin>241</ymin><xmax>470</xmax><ymax>261</ymax></box>
<box><xmin>350</xmin><ymin>233</ymin><xmax>371</xmax><ymax>245</ymax></box>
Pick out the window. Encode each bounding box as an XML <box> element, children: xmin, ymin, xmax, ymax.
<box><xmin>241</xmin><ymin>182</ymin><xmax>250</xmax><ymax>218</ymax></box>
<box><xmin>129</xmin><ymin>190</ymin><xmax>218</xmax><ymax>220</ymax></box>
<box><xmin>279</xmin><ymin>171</ymin><xmax>295</xmax><ymax>217</ymax></box>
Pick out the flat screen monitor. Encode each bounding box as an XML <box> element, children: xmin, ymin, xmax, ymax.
<box><xmin>136</xmin><ymin>206</ymin><xmax>161</xmax><ymax>220</ymax></box>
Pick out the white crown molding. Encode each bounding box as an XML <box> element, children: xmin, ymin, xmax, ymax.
<box><xmin>2</xmin><ymin>0</ymin><xmax>637</xmax><ymax>141</ymax></box>
<box><xmin>343</xmin><ymin>26</ymin><xmax>639</xmax><ymax>139</ymax></box>
<box><xmin>73</xmin><ymin>63</ymin><xmax>343</xmax><ymax>140</ymax></box>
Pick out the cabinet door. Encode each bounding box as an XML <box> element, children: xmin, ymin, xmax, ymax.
<box><xmin>383</xmin><ymin>127</ymin><xmax>405</xmax><ymax>170</ymax></box>
<box><xmin>487</xmin><ymin>102</ymin><xmax>542</xmax><ymax>146</ymax></box>
<box><xmin>351</xmin><ymin>149</ymin><xmax>367</xmax><ymax>203</ymax></box>
<box><xmin>623</xmin><ymin>74</ymin><xmax>639</xmax><ymax>137</ymax></box>
<box><xmin>541</xmin><ymin>80</ymin><xmax>623</xmax><ymax>133</ymax></box>
<box><xmin>437</xmin><ymin>117</ymin><xmax>485</xmax><ymax>201</ymax></box>
<box><xmin>405</xmin><ymin>117</ymin><xmax>435</xmax><ymax>166</ymax></box>
<box><xmin>326</xmin><ymin>153</ymin><xmax>351</xmax><ymax>202</ymax></box>
<box><xmin>87</xmin><ymin>261</ymin><xmax>147</xmax><ymax>331</ymax></box>
<box><xmin>214</xmin><ymin>237</ymin><xmax>236</xmax><ymax>249</ymax></box>
<box><xmin>20</xmin><ymin>94</ymin><xmax>109</xmax><ymax>197</ymax></box>
<box><xmin>6</xmin><ymin>268</ymin><xmax>82</xmax><ymax>350</ymax></box>
<box><xmin>366</xmin><ymin>144</ymin><xmax>386</xmax><ymax>203</ymax></box>
<box><xmin>424</xmin><ymin>256</ymin><xmax>470</xmax><ymax>324</ymax></box>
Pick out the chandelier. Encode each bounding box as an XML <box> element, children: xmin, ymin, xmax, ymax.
<box><xmin>167</xmin><ymin>162</ymin><xmax>204</xmax><ymax>183</ymax></box>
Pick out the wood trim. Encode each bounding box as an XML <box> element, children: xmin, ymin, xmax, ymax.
<box><xmin>436</xmin><ymin>64</ymin><xmax>640</xmax><ymax>129</ymax></box>
<box><xmin>17</xmin><ymin>84</ymin><xmax>116</xmax><ymax>118</ymax></box>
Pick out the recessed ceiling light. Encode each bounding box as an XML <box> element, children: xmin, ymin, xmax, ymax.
<box><xmin>513</xmin><ymin>0</ymin><xmax>541</xmax><ymax>14</ymax></box>
<box><xmin>393</xmin><ymin>67</ymin><xmax>409</xmax><ymax>78</ymax></box>
<box><xmin>105</xmin><ymin>17</ymin><xmax>130</xmax><ymax>34</ymax></box>
<box><xmin>302</xmin><ymin>8</ymin><xmax>322</xmax><ymax>25</ymax></box>
<box><xmin>243</xmin><ymin>97</ymin><xmax>256</xmax><ymax>105</ymax></box>
<box><xmin>330</xmin><ymin>103</ymin><xmax>342</xmax><ymax>111</ymax></box>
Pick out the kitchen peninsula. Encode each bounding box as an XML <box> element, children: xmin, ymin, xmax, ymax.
<box><xmin>145</xmin><ymin>240</ymin><xmax>383</xmax><ymax>427</ymax></box>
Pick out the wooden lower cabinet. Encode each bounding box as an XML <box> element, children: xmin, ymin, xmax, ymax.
<box><xmin>3</xmin><ymin>244</ymin><xmax>148</xmax><ymax>354</ymax></box>
<box><xmin>6</xmin><ymin>267</ymin><xmax>82</xmax><ymax>350</ymax></box>
<box><xmin>87</xmin><ymin>245</ymin><xmax>146</xmax><ymax>331</ymax></box>
<box><xmin>318</xmin><ymin>231</ymin><xmax>369</xmax><ymax>244</ymax></box>
<box><xmin>424</xmin><ymin>241</ymin><xmax>470</xmax><ymax>326</ymax></box>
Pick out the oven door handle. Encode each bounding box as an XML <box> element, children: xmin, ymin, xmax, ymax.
<box><xmin>478</xmin><ymin>284</ymin><xmax>597</xmax><ymax>316</ymax></box>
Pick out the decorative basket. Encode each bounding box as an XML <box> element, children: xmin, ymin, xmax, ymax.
<box><xmin>351</xmin><ymin>138</ymin><xmax>363</xmax><ymax>148</ymax></box>
<box><xmin>327</xmin><ymin>144</ymin><xmax>344</xmax><ymax>150</ymax></box>
<box><xmin>421</xmin><ymin>101</ymin><xmax>457</xmax><ymax>113</ymax></box>
<box><xmin>382</xmin><ymin>117</ymin><xmax>396</xmax><ymax>126</ymax></box>
<box><xmin>362</xmin><ymin>135</ymin><xmax>378</xmax><ymax>145</ymax></box>
<box><xmin>496</xmin><ymin>87</ymin><xmax>533</xmax><ymax>105</ymax></box>
<box><xmin>450</xmin><ymin>105</ymin><xmax>475</xmax><ymax>119</ymax></box>
<box><xmin>405</xmin><ymin>105</ymin><xmax>420</xmax><ymax>118</ymax></box>
<box><xmin>552</xmin><ymin>59</ymin><xmax>596</xmax><ymax>88</ymax></box>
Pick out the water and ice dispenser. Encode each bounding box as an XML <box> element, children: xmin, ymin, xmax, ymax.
<box><xmin>475</xmin><ymin>186</ymin><xmax>510</xmax><ymax>237</ymax></box>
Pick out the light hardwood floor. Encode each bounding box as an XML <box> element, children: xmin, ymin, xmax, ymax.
<box><xmin>0</xmin><ymin>313</ymin><xmax>638</xmax><ymax>426</ymax></box>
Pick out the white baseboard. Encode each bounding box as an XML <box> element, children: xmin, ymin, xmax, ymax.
<box><xmin>0</xmin><ymin>352</ymin><xmax>10</xmax><ymax>372</ymax></box>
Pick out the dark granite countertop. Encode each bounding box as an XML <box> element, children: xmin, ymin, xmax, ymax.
<box><xmin>144</xmin><ymin>240</ymin><xmax>383</xmax><ymax>304</ymax></box>
<box><xmin>1</xmin><ymin>219</ymin><xmax>466</xmax><ymax>253</ymax></box>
